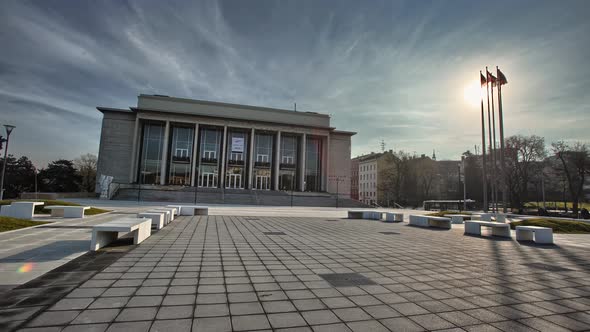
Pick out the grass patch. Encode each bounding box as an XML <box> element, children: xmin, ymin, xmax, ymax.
<box><xmin>427</xmin><ymin>210</ymin><xmax>472</xmax><ymax>217</ymax></box>
<box><xmin>0</xmin><ymin>216</ymin><xmax>49</xmax><ymax>233</ymax></box>
<box><xmin>525</xmin><ymin>202</ymin><xmax>590</xmax><ymax>209</ymax></box>
<box><xmin>0</xmin><ymin>199</ymin><xmax>110</xmax><ymax>215</ymax></box>
<box><xmin>510</xmin><ymin>218</ymin><xmax>590</xmax><ymax>234</ymax></box>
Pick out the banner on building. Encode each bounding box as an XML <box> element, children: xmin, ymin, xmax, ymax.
<box><xmin>232</xmin><ymin>137</ymin><xmax>244</xmax><ymax>153</ymax></box>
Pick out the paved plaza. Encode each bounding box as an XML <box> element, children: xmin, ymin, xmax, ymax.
<box><xmin>2</xmin><ymin>214</ymin><xmax>590</xmax><ymax>331</ymax></box>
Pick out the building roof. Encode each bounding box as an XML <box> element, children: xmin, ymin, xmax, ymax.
<box><xmin>138</xmin><ymin>94</ymin><xmax>329</xmax><ymax>118</ymax></box>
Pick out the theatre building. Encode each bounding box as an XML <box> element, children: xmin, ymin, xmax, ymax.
<box><xmin>96</xmin><ymin>94</ymin><xmax>354</xmax><ymax>198</ymax></box>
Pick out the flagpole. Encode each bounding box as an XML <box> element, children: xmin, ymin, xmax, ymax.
<box><xmin>497</xmin><ymin>66</ymin><xmax>507</xmax><ymax>213</ymax></box>
<box><xmin>480</xmin><ymin>71</ymin><xmax>488</xmax><ymax>212</ymax></box>
<box><xmin>490</xmin><ymin>72</ymin><xmax>498</xmax><ymax>213</ymax></box>
<box><xmin>485</xmin><ymin>66</ymin><xmax>494</xmax><ymax>213</ymax></box>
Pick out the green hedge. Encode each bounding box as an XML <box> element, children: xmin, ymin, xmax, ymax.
<box><xmin>0</xmin><ymin>216</ymin><xmax>49</xmax><ymax>232</ymax></box>
<box><xmin>510</xmin><ymin>218</ymin><xmax>590</xmax><ymax>234</ymax></box>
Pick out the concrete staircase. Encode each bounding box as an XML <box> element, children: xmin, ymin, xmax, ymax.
<box><xmin>113</xmin><ymin>185</ymin><xmax>368</xmax><ymax>208</ymax></box>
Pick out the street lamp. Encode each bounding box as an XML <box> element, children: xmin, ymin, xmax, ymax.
<box><xmin>0</xmin><ymin>124</ymin><xmax>16</xmax><ymax>200</ymax></box>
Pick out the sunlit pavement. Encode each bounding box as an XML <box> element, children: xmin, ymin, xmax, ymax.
<box><xmin>1</xmin><ymin>214</ymin><xmax>589</xmax><ymax>331</ymax></box>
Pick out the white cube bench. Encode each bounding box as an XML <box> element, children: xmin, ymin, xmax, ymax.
<box><xmin>444</xmin><ymin>214</ymin><xmax>472</xmax><ymax>224</ymax></box>
<box><xmin>384</xmin><ymin>212</ymin><xmax>403</xmax><ymax>222</ymax></box>
<box><xmin>169</xmin><ymin>205</ymin><xmax>208</xmax><ymax>216</ymax></box>
<box><xmin>138</xmin><ymin>212</ymin><xmax>166</xmax><ymax>230</ymax></box>
<box><xmin>347</xmin><ymin>210</ymin><xmax>365</xmax><ymax>219</ymax></box>
<box><xmin>0</xmin><ymin>202</ymin><xmax>44</xmax><ymax>219</ymax></box>
<box><xmin>153</xmin><ymin>208</ymin><xmax>176</xmax><ymax>221</ymax></box>
<box><xmin>91</xmin><ymin>218</ymin><xmax>151</xmax><ymax>251</ymax></box>
<box><xmin>472</xmin><ymin>213</ymin><xmax>493</xmax><ymax>221</ymax></box>
<box><xmin>45</xmin><ymin>206</ymin><xmax>91</xmax><ymax>218</ymax></box>
<box><xmin>465</xmin><ymin>220</ymin><xmax>511</xmax><ymax>238</ymax></box>
<box><xmin>149</xmin><ymin>209</ymin><xmax>171</xmax><ymax>224</ymax></box>
<box><xmin>516</xmin><ymin>226</ymin><xmax>553</xmax><ymax>244</ymax></box>
<box><xmin>0</xmin><ymin>205</ymin><xmax>12</xmax><ymax>217</ymax></box>
<box><xmin>409</xmin><ymin>215</ymin><xmax>451</xmax><ymax>229</ymax></box>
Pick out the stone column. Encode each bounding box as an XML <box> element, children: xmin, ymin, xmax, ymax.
<box><xmin>160</xmin><ymin>121</ymin><xmax>170</xmax><ymax>185</ymax></box>
<box><xmin>129</xmin><ymin>117</ymin><xmax>140</xmax><ymax>183</ymax></box>
<box><xmin>219</xmin><ymin>125</ymin><xmax>228</xmax><ymax>188</ymax></box>
<box><xmin>191</xmin><ymin>123</ymin><xmax>199</xmax><ymax>187</ymax></box>
<box><xmin>323</xmin><ymin>134</ymin><xmax>330</xmax><ymax>192</ymax></box>
<box><xmin>300</xmin><ymin>133</ymin><xmax>306</xmax><ymax>191</ymax></box>
<box><xmin>274</xmin><ymin>131</ymin><xmax>281</xmax><ymax>190</ymax></box>
<box><xmin>248</xmin><ymin>128</ymin><xmax>255</xmax><ymax>189</ymax></box>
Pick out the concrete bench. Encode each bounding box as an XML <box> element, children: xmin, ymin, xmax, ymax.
<box><xmin>0</xmin><ymin>202</ymin><xmax>44</xmax><ymax>219</ymax></box>
<box><xmin>169</xmin><ymin>205</ymin><xmax>208</xmax><ymax>216</ymax></box>
<box><xmin>347</xmin><ymin>210</ymin><xmax>365</xmax><ymax>219</ymax></box>
<box><xmin>464</xmin><ymin>220</ymin><xmax>511</xmax><ymax>238</ymax></box>
<box><xmin>409</xmin><ymin>215</ymin><xmax>451</xmax><ymax>229</ymax></box>
<box><xmin>91</xmin><ymin>218</ymin><xmax>151</xmax><ymax>251</ymax></box>
<box><xmin>516</xmin><ymin>226</ymin><xmax>553</xmax><ymax>244</ymax></box>
<box><xmin>152</xmin><ymin>208</ymin><xmax>176</xmax><ymax>222</ymax></box>
<box><xmin>384</xmin><ymin>212</ymin><xmax>403</xmax><ymax>222</ymax></box>
<box><xmin>45</xmin><ymin>205</ymin><xmax>91</xmax><ymax>218</ymax></box>
<box><xmin>138</xmin><ymin>212</ymin><xmax>166</xmax><ymax>230</ymax></box>
<box><xmin>472</xmin><ymin>213</ymin><xmax>493</xmax><ymax>221</ymax></box>
<box><xmin>444</xmin><ymin>214</ymin><xmax>472</xmax><ymax>224</ymax></box>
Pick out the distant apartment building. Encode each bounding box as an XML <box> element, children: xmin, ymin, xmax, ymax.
<box><xmin>350</xmin><ymin>158</ymin><xmax>359</xmax><ymax>200</ymax></box>
<box><xmin>352</xmin><ymin>152</ymin><xmax>388</xmax><ymax>205</ymax></box>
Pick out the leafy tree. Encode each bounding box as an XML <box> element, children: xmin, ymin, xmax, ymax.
<box><xmin>39</xmin><ymin>159</ymin><xmax>81</xmax><ymax>192</ymax></box>
<box><xmin>551</xmin><ymin>141</ymin><xmax>589</xmax><ymax>215</ymax></box>
<box><xmin>75</xmin><ymin>154</ymin><xmax>97</xmax><ymax>193</ymax></box>
<box><xmin>463</xmin><ymin>150</ymin><xmax>483</xmax><ymax>204</ymax></box>
<box><xmin>0</xmin><ymin>155</ymin><xmax>36</xmax><ymax>198</ymax></box>
<box><xmin>504</xmin><ymin>135</ymin><xmax>546</xmax><ymax>210</ymax></box>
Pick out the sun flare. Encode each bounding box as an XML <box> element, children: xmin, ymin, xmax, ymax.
<box><xmin>463</xmin><ymin>81</ymin><xmax>482</xmax><ymax>107</ymax></box>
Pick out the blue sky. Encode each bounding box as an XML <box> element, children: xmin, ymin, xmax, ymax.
<box><xmin>1</xmin><ymin>0</ymin><xmax>589</xmax><ymax>167</ymax></box>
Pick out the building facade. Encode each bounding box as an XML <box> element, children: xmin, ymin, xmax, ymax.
<box><xmin>97</xmin><ymin>95</ymin><xmax>355</xmax><ymax>196</ymax></box>
<box><xmin>352</xmin><ymin>152</ymin><xmax>385</xmax><ymax>205</ymax></box>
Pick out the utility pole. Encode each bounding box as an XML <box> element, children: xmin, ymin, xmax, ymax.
<box><xmin>0</xmin><ymin>125</ymin><xmax>16</xmax><ymax>201</ymax></box>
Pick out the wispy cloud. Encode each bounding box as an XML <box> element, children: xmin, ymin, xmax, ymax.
<box><xmin>0</xmin><ymin>0</ymin><xmax>588</xmax><ymax>166</ymax></box>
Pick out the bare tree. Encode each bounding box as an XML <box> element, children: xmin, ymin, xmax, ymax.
<box><xmin>504</xmin><ymin>135</ymin><xmax>546</xmax><ymax>210</ymax></box>
<box><xmin>74</xmin><ymin>153</ymin><xmax>98</xmax><ymax>193</ymax></box>
<box><xmin>551</xmin><ymin>141</ymin><xmax>589</xmax><ymax>215</ymax></box>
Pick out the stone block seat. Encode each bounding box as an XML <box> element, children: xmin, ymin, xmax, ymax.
<box><xmin>515</xmin><ymin>225</ymin><xmax>553</xmax><ymax>244</ymax></box>
<box><xmin>0</xmin><ymin>202</ymin><xmax>44</xmax><ymax>220</ymax></box>
<box><xmin>45</xmin><ymin>205</ymin><xmax>91</xmax><ymax>218</ymax></box>
<box><xmin>138</xmin><ymin>212</ymin><xmax>166</xmax><ymax>230</ymax></box>
<box><xmin>168</xmin><ymin>205</ymin><xmax>208</xmax><ymax>216</ymax></box>
<box><xmin>409</xmin><ymin>215</ymin><xmax>451</xmax><ymax>229</ymax></box>
<box><xmin>384</xmin><ymin>212</ymin><xmax>403</xmax><ymax>222</ymax></box>
<box><xmin>152</xmin><ymin>208</ymin><xmax>176</xmax><ymax>222</ymax></box>
<box><xmin>444</xmin><ymin>214</ymin><xmax>472</xmax><ymax>224</ymax></box>
<box><xmin>464</xmin><ymin>220</ymin><xmax>511</xmax><ymax>238</ymax></box>
<box><xmin>91</xmin><ymin>217</ymin><xmax>151</xmax><ymax>251</ymax></box>
<box><xmin>347</xmin><ymin>210</ymin><xmax>381</xmax><ymax>220</ymax></box>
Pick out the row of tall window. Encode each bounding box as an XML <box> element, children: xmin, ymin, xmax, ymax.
<box><xmin>138</xmin><ymin>122</ymin><xmax>323</xmax><ymax>192</ymax></box>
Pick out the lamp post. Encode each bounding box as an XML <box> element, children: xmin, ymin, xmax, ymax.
<box><xmin>0</xmin><ymin>124</ymin><xmax>16</xmax><ymax>201</ymax></box>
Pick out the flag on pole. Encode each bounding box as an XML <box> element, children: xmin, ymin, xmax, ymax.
<box><xmin>480</xmin><ymin>72</ymin><xmax>487</xmax><ymax>87</ymax></box>
<box><xmin>496</xmin><ymin>68</ymin><xmax>508</xmax><ymax>85</ymax></box>
<box><xmin>487</xmin><ymin>70</ymin><xmax>497</xmax><ymax>87</ymax></box>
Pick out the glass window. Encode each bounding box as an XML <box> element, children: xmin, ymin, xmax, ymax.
<box><xmin>279</xmin><ymin>135</ymin><xmax>298</xmax><ymax>191</ymax></box>
<box><xmin>199</xmin><ymin>127</ymin><xmax>222</xmax><ymax>188</ymax></box>
<box><xmin>139</xmin><ymin>122</ymin><xmax>165</xmax><ymax>185</ymax></box>
<box><xmin>226</xmin><ymin>130</ymin><xmax>249</xmax><ymax>189</ymax></box>
<box><xmin>305</xmin><ymin>137</ymin><xmax>322</xmax><ymax>192</ymax></box>
<box><xmin>168</xmin><ymin>125</ymin><xmax>194</xmax><ymax>185</ymax></box>
<box><xmin>253</xmin><ymin>132</ymin><xmax>274</xmax><ymax>190</ymax></box>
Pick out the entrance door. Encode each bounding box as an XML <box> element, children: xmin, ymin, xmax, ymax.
<box><xmin>255</xmin><ymin>175</ymin><xmax>270</xmax><ymax>190</ymax></box>
<box><xmin>199</xmin><ymin>172</ymin><xmax>218</xmax><ymax>188</ymax></box>
<box><xmin>227</xmin><ymin>173</ymin><xmax>242</xmax><ymax>189</ymax></box>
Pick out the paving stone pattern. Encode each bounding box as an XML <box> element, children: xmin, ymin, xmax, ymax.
<box><xmin>14</xmin><ymin>215</ymin><xmax>590</xmax><ymax>331</ymax></box>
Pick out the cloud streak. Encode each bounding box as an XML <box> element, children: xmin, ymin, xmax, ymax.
<box><xmin>0</xmin><ymin>0</ymin><xmax>589</xmax><ymax>167</ymax></box>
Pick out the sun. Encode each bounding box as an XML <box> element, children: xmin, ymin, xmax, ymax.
<box><xmin>463</xmin><ymin>80</ymin><xmax>482</xmax><ymax>107</ymax></box>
